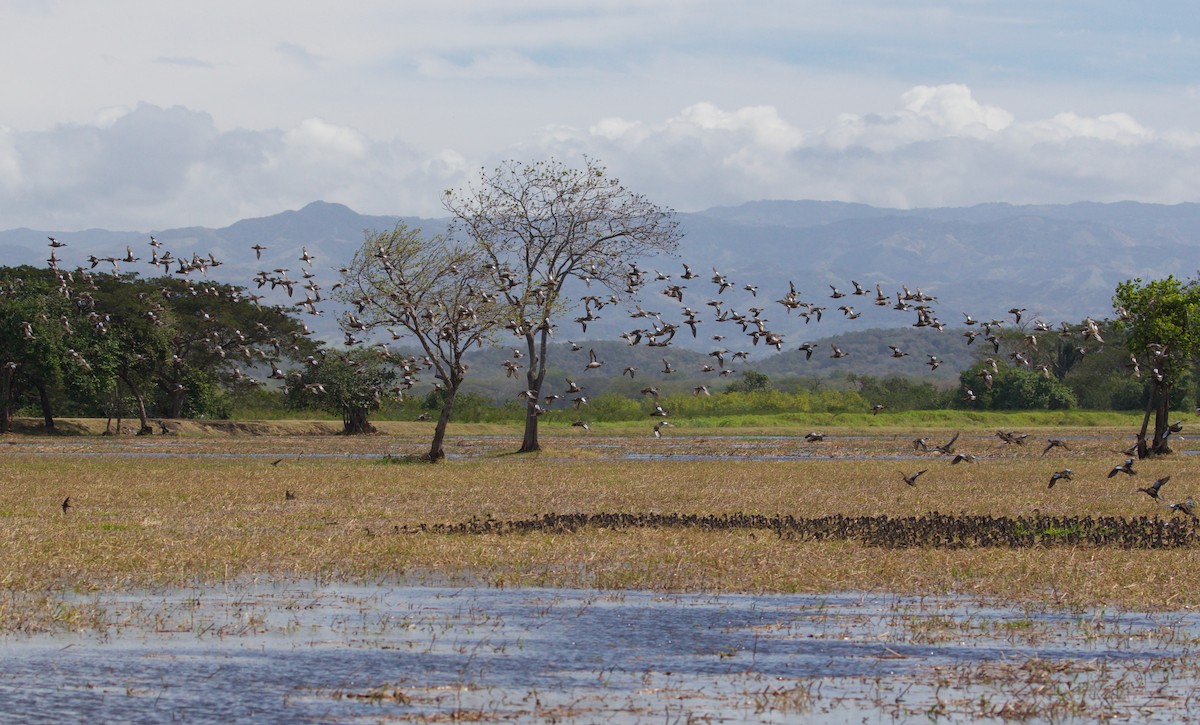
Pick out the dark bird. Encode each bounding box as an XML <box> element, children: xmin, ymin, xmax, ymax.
<box><xmin>933</xmin><ymin>432</ymin><xmax>960</xmax><ymax>455</ymax></box>
<box><xmin>901</xmin><ymin>470</ymin><xmax>927</xmax><ymax>487</ymax></box>
<box><xmin>61</xmin><ymin>496</ymin><xmax>70</xmax><ymax>514</ymax></box>
<box><xmin>1108</xmin><ymin>458</ymin><xmax>1137</xmax><ymax>478</ymax></box>
<box><xmin>1170</xmin><ymin>498</ymin><xmax>1198</xmax><ymax>520</ymax></box>
<box><xmin>271</xmin><ymin>458</ymin><xmax>285</xmax><ymax>466</ymax></box>
<box><xmin>285</xmin><ymin>490</ymin><xmax>297</xmax><ymax>500</ymax></box>
<box><xmin>1042</xmin><ymin>439</ymin><xmax>1069</xmax><ymax>455</ymax></box>
<box><xmin>950</xmin><ymin>453</ymin><xmax>977</xmax><ymax>465</ymax></box>
<box><xmin>804</xmin><ymin>432</ymin><xmax>825</xmax><ymax>442</ymax></box>
<box><xmin>1048</xmin><ymin>469</ymin><xmax>1073</xmax><ymax>488</ymax></box>
<box><xmin>1137</xmin><ymin>476</ymin><xmax>1170</xmax><ymax>501</ymax></box>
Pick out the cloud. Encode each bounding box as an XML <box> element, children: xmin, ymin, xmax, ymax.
<box><xmin>4</xmin><ymin>85</ymin><xmax>1200</xmax><ymax>232</ymax></box>
<box><xmin>543</xmin><ymin>84</ymin><xmax>1200</xmax><ymax>211</ymax></box>
<box><xmin>276</xmin><ymin>41</ymin><xmax>323</xmax><ymax>70</ymax></box>
<box><xmin>0</xmin><ymin>104</ymin><xmax>439</xmax><ymax>230</ymax></box>
<box><xmin>153</xmin><ymin>56</ymin><xmax>216</xmax><ymax>69</ymax></box>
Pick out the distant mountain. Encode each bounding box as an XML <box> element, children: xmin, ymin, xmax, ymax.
<box><xmin>3</xmin><ymin>199</ymin><xmax>1198</xmax><ymax>355</ymax></box>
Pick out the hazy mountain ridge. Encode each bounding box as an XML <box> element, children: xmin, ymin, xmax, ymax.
<box><xmin>2</xmin><ymin>199</ymin><xmax>1197</xmax><ymax>352</ymax></box>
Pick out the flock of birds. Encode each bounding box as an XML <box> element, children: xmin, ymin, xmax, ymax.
<box><xmin>474</xmin><ymin>258</ymin><xmax>1138</xmax><ymax>438</ymax></box>
<box><xmin>16</xmin><ymin>230</ymin><xmax>1200</xmax><ymax>527</ymax></box>
<box><xmin>11</xmin><ymin>229</ymin><xmax>1146</xmax><ymax>433</ymax></box>
<box><xmin>889</xmin><ymin>427</ymin><xmax>1196</xmax><ymax>520</ymax></box>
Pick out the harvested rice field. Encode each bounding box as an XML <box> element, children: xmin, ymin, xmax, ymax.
<box><xmin>3</xmin><ymin>420</ymin><xmax>1200</xmax><ymax>721</ymax></box>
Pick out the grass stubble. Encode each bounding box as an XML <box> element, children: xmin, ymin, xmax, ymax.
<box><xmin>3</xmin><ymin>422</ymin><xmax>1200</xmax><ymax>720</ymax></box>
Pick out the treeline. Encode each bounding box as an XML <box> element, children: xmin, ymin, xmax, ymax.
<box><xmin>1</xmin><ymin>265</ymin><xmax>314</xmax><ymax>432</ymax></box>
<box><xmin>1</xmin><ymin>262</ymin><xmax>1188</xmax><ymax>432</ymax></box>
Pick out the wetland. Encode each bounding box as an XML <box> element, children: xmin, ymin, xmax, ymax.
<box><xmin>3</xmin><ymin>420</ymin><xmax>1200</xmax><ymax>721</ymax></box>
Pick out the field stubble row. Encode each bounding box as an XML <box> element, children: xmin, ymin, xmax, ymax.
<box><xmin>1</xmin><ymin>423</ymin><xmax>1197</xmax><ymax>622</ymax></box>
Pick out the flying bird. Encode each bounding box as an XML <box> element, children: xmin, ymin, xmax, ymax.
<box><xmin>1042</xmin><ymin>439</ymin><xmax>1069</xmax><ymax>455</ymax></box>
<box><xmin>1170</xmin><ymin>498</ymin><xmax>1198</xmax><ymax>520</ymax></box>
<box><xmin>1137</xmin><ymin>476</ymin><xmax>1170</xmax><ymax>501</ymax></box>
<box><xmin>901</xmin><ymin>470</ymin><xmax>927</xmax><ymax>487</ymax></box>
<box><xmin>1048</xmin><ymin>469</ymin><xmax>1073</xmax><ymax>488</ymax></box>
<box><xmin>1107</xmin><ymin>458</ymin><xmax>1137</xmax><ymax>478</ymax></box>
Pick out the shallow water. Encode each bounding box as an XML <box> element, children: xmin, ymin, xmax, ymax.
<box><xmin>4</xmin><ymin>583</ymin><xmax>1198</xmax><ymax>722</ymax></box>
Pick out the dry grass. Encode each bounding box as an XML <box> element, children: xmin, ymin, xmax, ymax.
<box><xmin>1</xmin><ymin>423</ymin><xmax>1198</xmax><ymax>628</ymax></box>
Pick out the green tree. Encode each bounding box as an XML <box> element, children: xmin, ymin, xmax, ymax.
<box><xmin>725</xmin><ymin>370</ymin><xmax>771</xmax><ymax>393</ymax></box>
<box><xmin>0</xmin><ymin>266</ymin><xmax>93</xmax><ymax>431</ymax></box>
<box><xmin>339</xmin><ymin>223</ymin><xmax>504</xmax><ymax>458</ymax></box>
<box><xmin>959</xmin><ymin>364</ymin><xmax>1077</xmax><ymax>410</ymax></box>
<box><xmin>1112</xmin><ymin>276</ymin><xmax>1200</xmax><ymax>456</ymax></box>
<box><xmin>285</xmin><ymin>348</ymin><xmax>398</xmax><ymax>434</ymax></box>
<box><xmin>443</xmin><ymin>157</ymin><xmax>681</xmax><ymax>453</ymax></box>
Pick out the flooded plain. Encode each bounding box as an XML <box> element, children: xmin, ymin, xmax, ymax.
<box><xmin>4</xmin><ymin>581</ymin><xmax>1199</xmax><ymax>722</ymax></box>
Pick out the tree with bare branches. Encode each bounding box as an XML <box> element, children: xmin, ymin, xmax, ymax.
<box><xmin>339</xmin><ymin>222</ymin><xmax>505</xmax><ymax>460</ymax></box>
<box><xmin>443</xmin><ymin>158</ymin><xmax>681</xmax><ymax>453</ymax></box>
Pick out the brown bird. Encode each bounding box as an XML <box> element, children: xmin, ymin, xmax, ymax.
<box><xmin>1137</xmin><ymin>476</ymin><xmax>1170</xmax><ymax>501</ymax></box>
<box><xmin>285</xmin><ymin>490</ymin><xmax>297</xmax><ymax>500</ymax></box>
<box><xmin>1042</xmin><ymin>439</ymin><xmax>1069</xmax><ymax>455</ymax></box>
<box><xmin>1048</xmin><ymin>469</ymin><xmax>1073</xmax><ymax>488</ymax></box>
<box><xmin>933</xmin><ymin>432</ymin><xmax>960</xmax><ymax>455</ymax></box>
<box><xmin>1108</xmin><ymin>458</ymin><xmax>1137</xmax><ymax>478</ymax></box>
<box><xmin>1170</xmin><ymin>498</ymin><xmax>1198</xmax><ymax>520</ymax></box>
<box><xmin>901</xmin><ymin>470</ymin><xmax>927</xmax><ymax>487</ymax></box>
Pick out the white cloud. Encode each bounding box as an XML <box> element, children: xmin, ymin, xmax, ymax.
<box><xmin>4</xmin><ymin>85</ymin><xmax>1200</xmax><ymax>232</ymax></box>
<box><xmin>542</xmin><ymin>84</ymin><xmax>1200</xmax><ymax>211</ymax></box>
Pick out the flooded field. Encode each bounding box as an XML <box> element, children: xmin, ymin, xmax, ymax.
<box><xmin>4</xmin><ymin>424</ymin><xmax>1200</xmax><ymax>721</ymax></box>
<box><xmin>5</xmin><ymin>581</ymin><xmax>1200</xmax><ymax>722</ymax></box>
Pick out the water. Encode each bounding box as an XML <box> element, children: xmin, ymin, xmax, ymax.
<box><xmin>3</xmin><ymin>582</ymin><xmax>1198</xmax><ymax>722</ymax></box>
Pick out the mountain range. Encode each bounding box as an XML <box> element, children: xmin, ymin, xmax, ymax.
<box><xmin>2</xmin><ymin>199</ymin><xmax>1197</xmax><ymax>357</ymax></box>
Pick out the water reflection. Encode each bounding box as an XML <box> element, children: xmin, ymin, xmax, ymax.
<box><xmin>3</xmin><ymin>583</ymin><xmax>1197</xmax><ymax>722</ymax></box>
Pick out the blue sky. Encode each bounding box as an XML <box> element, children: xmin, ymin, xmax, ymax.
<box><xmin>3</xmin><ymin>1</ymin><xmax>1200</xmax><ymax>230</ymax></box>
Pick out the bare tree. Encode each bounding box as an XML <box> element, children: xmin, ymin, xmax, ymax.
<box><xmin>339</xmin><ymin>223</ymin><xmax>504</xmax><ymax>460</ymax></box>
<box><xmin>443</xmin><ymin>158</ymin><xmax>681</xmax><ymax>452</ymax></box>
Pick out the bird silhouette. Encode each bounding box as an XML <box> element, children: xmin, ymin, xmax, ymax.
<box><xmin>1108</xmin><ymin>458</ymin><xmax>1137</xmax><ymax>478</ymax></box>
<box><xmin>901</xmin><ymin>470</ymin><xmax>927</xmax><ymax>487</ymax></box>
<box><xmin>61</xmin><ymin>496</ymin><xmax>70</xmax><ymax>514</ymax></box>
<box><xmin>1048</xmin><ymin>469</ymin><xmax>1073</xmax><ymax>488</ymax></box>
<box><xmin>1042</xmin><ymin>439</ymin><xmax>1069</xmax><ymax>455</ymax></box>
<box><xmin>1137</xmin><ymin>476</ymin><xmax>1170</xmax><ymax>501</ymax></box>
<box><xmin>1170</xmin><ymin>498</ymin><xmax>1198</xmax><ymax>520</ymax></box>
<box><xmin>933</xmin><ymin>432</ymin><xmax>960</xmax><ymax>455</ymax></box>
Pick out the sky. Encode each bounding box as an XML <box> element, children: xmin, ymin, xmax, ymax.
<box><xmin>4</xmin><ymin>0</ymin><xmax>1200</xmax><ymax>231</ymax></box>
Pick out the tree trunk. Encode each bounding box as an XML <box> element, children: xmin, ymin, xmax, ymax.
<box><xmin>120</xmin><ymin>374</ymin><xmax>154</xmax><ymax>435</ymax></box>
<box><xmin>104</xmin><ymin>382</ymin><xmax>117</xmax><ymax>435</ymax></box>
<box><xmin>168</xmin><ymin>389</ymin><xmax>185</xmax><ymax>418</ymax></box>
<box><xmin>343</xmin><ymin>406</ymin><xmax>376</xmax><ymax>435</ymax></box>
<box><xmin>427</xmin><ymin>385</ymin><xmax>459</xmax><ymax>462</ymax></box>
<box><xmin>1152</xmin><ymin>384</ymin><xmax>1173</xmax><ymax>455</ymax></box>
<box><xmin>517</xmin><ymin>331</ymin><xmax>546</xmax><ymax>453</ymax></box>
<box><xmin>1136</xmin><ymin>385</ymin><xmax>1155</xmax><ymax>459</ymax></box>
<box><xmin>0</xmin><ymin>365</ymin><xmax>12</xmax><ymax>434</ymax></box>
<box><xmin>36</xmin><ymin>381</ymin><xmax>55</xmax><ymax>431</ymax></box>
